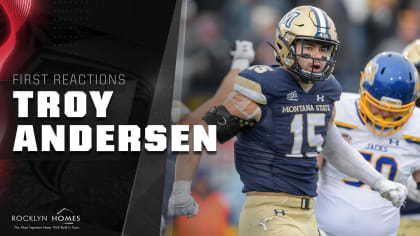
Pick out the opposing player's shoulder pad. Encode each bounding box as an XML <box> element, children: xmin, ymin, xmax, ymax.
<box><xmin>234</xmin><ymin>65</ymin><xmax>275</xmax><ymax>105</ymax></box>
<box><xmin>401</xmin><ymin>107</ymin><xmax>420</xmax><ymax>146</ymax></box>
<box><xmin>402</xmin><ymin>134</ymin><xmax>420</xmax><ymax>146</ymax></box>
<box><xmin>339</xmin><ymin>92</ymin><xmax>359</xmax><ymax>102</ymax></box>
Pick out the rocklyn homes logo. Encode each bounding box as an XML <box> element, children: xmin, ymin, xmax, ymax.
<box><xmin>54</xmin><ymin>208</ymin><xmax>81</xmax><ymax>225</ymax></box>
<box><xmin>11</xmin><ymin>208</ymin><xmax>81</xmax><ymax>225</ymax></box>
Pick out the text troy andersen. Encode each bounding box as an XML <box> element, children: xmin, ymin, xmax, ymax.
<box><xmin>12</xmin><ymin>91</ymin><xmax>216</xmax><ymax>152</ymax></box>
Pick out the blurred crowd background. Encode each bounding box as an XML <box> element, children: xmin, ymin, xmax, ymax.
<box><xmin>166</xmin><ymin>0</ymin><xmax>420</xmax><ymax>235</ymax></box>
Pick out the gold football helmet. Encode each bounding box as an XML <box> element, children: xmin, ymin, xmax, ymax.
<box><xmin>274</xmin><ymin>6</ymin><xmax>340</xmax><ymax>83</ymax></box>
<box><xmin>402</xmin><ymin>39</ymin><xmax>420</xmax><ymax>98</ymax></box>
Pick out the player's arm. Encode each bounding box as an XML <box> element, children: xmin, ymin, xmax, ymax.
<box><xmin>173</xmin><ymin>92</ymin><xmax>261</xmax><ymax>178</ymax></box>
<box><xmin>322</xmin><ymin>105</ymin><xmax>408</xmax><ymax>207</ymax></box>
<box><xmin>168</xmin><ymin>41</ymin><xmax>255</xmax><ymax>217</ymax></box>
<box><xmin>179</xmin><ymin>40</ymin><xmax>255</xmax><ymax>125</ymax></box>
<box><xmin>315</xmin><ymin>106</ymin><xmax>339</xmax><ymax>171</ymax></box>
<box><xmin>406</xmin><ymin>170</ymin><xmax>420</xmax><ymax>203</ymax></box>
<box><xmin>169</xmin><ymin>90</ymin><xmax>262</xmax><ymax>217</ymax></box>
<box><xmin>179</xmin><ymin>70</ymin><xmax>239</xmax><ymax>126</ymax></box>
<box><xmin>173</xmin><ymin>92</ymin><xmax>261</xmax><ymax>181</ymax></box>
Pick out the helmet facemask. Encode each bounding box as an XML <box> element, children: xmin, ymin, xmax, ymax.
<box><xmin>358</xmin><ymin>90</ymin><xmax>415</xmax><ymax>136</ymax></box>
<box><xmin>357</xmin><ymin>52</ymin><xmax>418</xmax><ymax>136</ymax></box>
<box><xmin>285</xmin><ymin>37</ymin><xmax>338</xmax><ymax>83</ymax></box>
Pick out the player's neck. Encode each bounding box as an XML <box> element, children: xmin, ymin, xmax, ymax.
<box><xmin>286</xmin><ymin>69</ymin><xmax>314</xmax><ymax>92</ymax></box>
<box><xmin>297</xmin><ymin>80</ymin><xmax>313</xmax><ymax>92</ymax></box>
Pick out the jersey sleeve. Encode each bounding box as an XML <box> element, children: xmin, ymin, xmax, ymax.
<box><xmin>233</xmin><ymin>65</ymin><xmax>274</xmax><ymax>104</ymax></box>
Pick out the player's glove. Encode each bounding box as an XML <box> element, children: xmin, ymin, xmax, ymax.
<box><xmin>168</xmin><ymin>181</ymin><xmax>198</xmax><ymax>217</ymax></box>
<box><xmin>406</xmin><ymin>175</ymin><xmax>420</xmax><ymax>203</ymax></box>
<box><xmin>373</xmin><ymin>178</ymin><xmax>408</xmax><ymax>208</ymax></box>
<box><xmin>230</xmin><ymin>40</ymin><xmax>255</xmax><ymax>70</ymax></box>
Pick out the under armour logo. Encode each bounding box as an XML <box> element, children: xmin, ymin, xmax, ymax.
<box><xmin>287</xmin><ymin>90</ymin><xmax>298</xmax><ymax>101</ymax></box>
<box><xmin>389</xmin><ymin>138</ymin><xmax>400</xmax><ymax>146</ymax></box>
<box><xmin>316</xmin><ymin>94</ymin><xmax>324</xmax><ymax>102</ymax></box>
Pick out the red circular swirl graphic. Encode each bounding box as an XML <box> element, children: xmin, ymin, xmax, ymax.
<box><xmin>0</xmin><ymin>0</ymin><xmax>31</xmax><ymax>75</ymax></box>
<box><xmin>0</xmin><ymin>0</ymin><xmax>31</xmax><ymax>192</ymax></box>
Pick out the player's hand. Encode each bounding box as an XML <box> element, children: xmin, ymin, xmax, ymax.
<box><xmin>230</xmin><ymin>40</ymin><xmax>255</xmax><ymax>70</ymax></box>
<box><xmin>407</xmin><ymin>175</ymin><xmax>420</xmax><ymax>203</ymax></box>
<box><xmin>373</xmin><ymin>178</ymin><xmax>408</xmax><ymax>208</ymax></box>
<box><xmin>168</xmin><ymin>181</ymin><xmax>198</xmax><ymax>217</ymax></box>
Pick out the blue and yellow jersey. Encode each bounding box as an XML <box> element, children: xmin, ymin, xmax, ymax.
<box><xmin>233</xmin><ymin>65</ymin><xmax>341</xmax><ymax>196</ymax></box>
<box><xmin>316</xmin><ymin>92</ymin><xmax>420</xmax><ymax>235</ymax></box>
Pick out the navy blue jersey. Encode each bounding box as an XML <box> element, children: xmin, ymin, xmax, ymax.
<box><xmin>233</xmin><ymin>65</ymin><xmax>341</xmax><ymax>196</ymax></box>
<box><xmin>401</xmin><ymin>199</ymin><xmax>420</xmax><ymax>215</ymax></box>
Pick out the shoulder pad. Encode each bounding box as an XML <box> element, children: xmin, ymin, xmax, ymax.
<box><xmin>234</xmin><ymin>65</ymin><xmax>276</xmax><ymax>104</ymax></box>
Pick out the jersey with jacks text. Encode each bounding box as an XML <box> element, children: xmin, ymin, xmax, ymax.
<box><xmin>316</xmin><ymin>92</ymin><xmax>420</xmax><ymax>236</ymax></box>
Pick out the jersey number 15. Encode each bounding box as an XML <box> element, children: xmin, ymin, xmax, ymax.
<box><xmin>290</xmin><ymin>113</ymin><xmax>325</xmax><ymax>155</ymax></box>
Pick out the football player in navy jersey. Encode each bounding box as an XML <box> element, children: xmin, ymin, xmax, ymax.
<box><xmin>169</xmin><ymin>6</ymin><xmax>408</xmax><ymax>236</ymax></box>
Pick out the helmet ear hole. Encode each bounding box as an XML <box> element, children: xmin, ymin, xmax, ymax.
<box><xmin>380</xmin><ymin>67</ymin><xmax>385</xmax><ymax>75</ymax></box>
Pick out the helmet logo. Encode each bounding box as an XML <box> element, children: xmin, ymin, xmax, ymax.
<box><xmin>280</xmin><ymin>11</ymin><xmax>302</xmax><ymax>29</ymax></box>
<box><xmin>362</xmin><ymin>61</ymin><xmax>378</xmax><ymax>85</ymax></box>
<box><xmin>315</xmin><ymin>31</ymin><xmax>330</xmax><ymax>39</ymax></box>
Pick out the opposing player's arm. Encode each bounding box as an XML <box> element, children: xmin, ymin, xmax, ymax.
<box><xmin>322</xmin><ymin>105</ymin><xmax>407</xmax><ymax>207</ymax></box>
